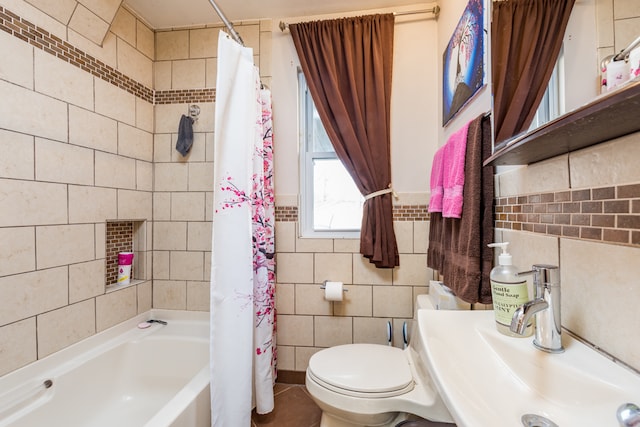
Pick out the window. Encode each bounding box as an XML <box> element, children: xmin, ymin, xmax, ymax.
<box><xmin>299</xmin><ymin>73</ymin><xmax>363</xmax><ymax>237</ymax></box>
<box><xmin>529</xmin><ymin>46</ymin><xmax>565</xmax><ymax>131</ymax></box>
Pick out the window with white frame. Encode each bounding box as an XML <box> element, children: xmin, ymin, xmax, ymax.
<box><xmin>529</xmin><ymin>46</ymin><xmax>565</xmax><ymax>131</ymax></box>
<box><xmin>299</xmin><ymin>72</ymin><xmax>363</xmax><ymax>237</ymax></box>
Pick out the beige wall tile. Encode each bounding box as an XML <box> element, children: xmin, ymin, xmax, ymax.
<box><xmin>118</xmin><ymin>189</ymin><xmax>152</xmax><ymax>220</ymax></box>
<box><xmin>78</xmin><ymin>0</ymin><xmax>121</xmax><ymax>25</ymax></box>
<box><xmin>189</xmin><ymin>27</ymin><xmax>218</xmax><ymax>58</ymax></box>
<box><xmin>0</xmin><ymin>129</ymin><xmax>33</xmax><ymax>180</ymax></box>
<box><xmin>153</xmin><ymin>251</ymin><xmax>170</xmax><ymax>279</ymax></box>
<box><xmin>205</xmin><ymin>192</ymin><xmax>214</xmax><ymax>221</ymax></box>
<box><xmin>68</xmin><ymin>4</ymin><xmax>109</xmax><ymax>46</ymax></box>
<box><xmin>277</xmin><ymin>314</ymin><xmax>313</xmax><ymax>346</ymax></box>
<box><xmin>0</xmin><ymin>318</ymin><xmax>36</xmax><ymax>376</ymax></box>
<box><xmin>277</xmin><ymin>345</ymin><xmax>295</xmax><ymax>371</ymax></box>
<box><xmin>36</xmin><ymin>224</ymin><xmax>95</xmax><ymax>269</ymax></box>
<box><xmin>276</xmin><ymin>253</ymin><xmax>314</xmax><ymax>284</ymax></box>
<box><xmin>295</xmin><ymin>346</ymin><xmax>321</xmax><ymax>371</ymax></box>
<box><xmin>259</xmin><ymin>30</ymin><xmax>272</xmax><ymax>77</ymax></box>
<box><xmin>24</xmin><ymin>0</ymin><xmax>76</xmax><ymax>29</ymax></box>
<box><xmin>394</xmin><ymin>221</ymin><xmax>414</xmax><ymax>254</ymax></box>
<box><xmin>170</xmin><ymin>251</ymin><xmax>204</xmax><ymax>281</ymax></box>
<box><xmin>276</xmin><ymin>283</ymin><xmax>295</xmax><ymax>314</ymax></box>
<box><xmin>205</xmin><ymin>58</ymin><xmax>217</xmax><ymax>88</ymax></box>
<box><xmin>393</xmin><ymin>254</ymin><xmax>428</xmax><ymax>286</ymax></box>
<box><xmin>153</xmin><ymin>192</ymin><xmax>171</xmax><ymax>220</ymax></box>
<box><xmin>204</xmin><ymin>250</ymin><xmax>211</xmax><ymax>278</ymax></box>
<box><xmin>0</xmin><ymin>179</ymin><xmax>67</xmax><ymax>227</ymax></box>
<box><xmin>0</xmin><ymin>30</ymin><xmax>34</xmax><ymax>89</ymax></box>
<box><xmin>315</xmin><ymin>316</ymin><xmax>352</xmax><ymax>347</ymax></box>
<box><xmin>118</xmin><ymin>123</ymin><xmax>153</xmax><ymax>162</ymax></box>
<box><xmin>156</xmin><ymin>30</ymin><xmax>189</xmax><ymax>61</ymax></box>
<box><xmin>117</xmin><ymin>38</ymin><xmax>153</xmax><ymax>88</ymax></box>
<box><xmin>354</xmin><ymin>317</ymin><xmax>392</xmax><ymax>345</ymax></box>
<box><xmin>296</xmin><ymin>237</ymin><xmax>333</xmax><ymax>253</ymax></box>
<box><xmin>275</xmin><ymin>222</ymin><xmax>296</xmax><ymax>253</ymax></box>
<box><xmin>155</xmin><ymin>61</ymin><xmax>172</xmax><ymax>91</ymax></box>
<box><xmin>170</xmin><ymin>132</ymin><xmax>206</xmax><ymax>162</ymax></box>
<box><xmin>561</xmin><ymin>238</ymin><xmax>640</xmax><ymax>371</ymax></box>
<box><xmin>37</xmin><ymin>299</ymin><xmax>95</xmax><ymax>357</ymax></box>
<box><xmin>154</xmin><ymin>162</ymin><xmax>189</xmax><ymax>191</ymax></box>
<box><xmin>35</xmin><ymin>49</ymin><xmax>94</xmax><ymax>110</ymax></box>
<box><xmin>68</xmin><ymin>29</ymin><xmax>118</xmax><ymax>69</ymax></box>
<box><xmin>153</xmin><ymin>280</ymin><xmax>187</xmax><ymax>309</ymax></box>
<box><xmin>333</xmin><ymin>285</ymin><xmax>373</xmax><ymax>317</ymax></box>
<box><xmin>596</xmin><ymin>0</ymin><xmax>614</xmax><ymax>47</ymax></box>
<box><xmin>614</xmin><ymin>0</ymin><xmax>640</xmax><ymax>19</ymax></box>
<box><xmin>171</xmin><ymin>192</ymin><xmax>205</xmax><ymax>221</ymax></box>
<box><xmin>95</xmin><ymin>151</ymin><xmax>137</xmax><ymax>190</ymax></box>
<box><xmin>94</xmin><ymin>78</ymin><xmax>136</xmax><ymax>126</ymax></box>
<box><xmin>0</xmin><ymin>267</ymin><xmax>68</xmax><ymax>326</ymax></box>
<box><xmin>154</xmin><ymin>221</ymin><xmax>187</xmax><ymax>250</ymax></box>
<box><xmin>69</xmin><ymin>185</ymin><xmax>117</xmax><ymax>223</ymax></box>
<box><xmin>137</xmin><ymin>160</ymin><xmax>153</xmax><ymax>191</ymax></box>
<box><xmin>295</xmin><ymin>284</ymin><xmax>332</xmax><ymax>315</ymax></box>
<box><xmin>0</xmin><ymin>80</ymin><xmax>68</xmax><ymax>142</ymax></box>
<box><xmin>153</xmin><ymin>134</ymin><xmax>172</xmax><ymax>163</ymax></box>
<box><xmin>498</xmin><ymin>156</ymin><xmax>570</xmax><ymax>197</ymax></box>
<box><xmin>187</xmin><ymin>222</ymin><xmax>212</xmax><ymax>251</ymax></box>
<box><xmin>236</xmin><ymin>25</ymin><xmax>260</xmax><ymax>54</ymax></box>
<box><xmin>187</xmin><ymin>281</ymin><xmax>210</xmax><ymax>311</ymax></box>
<box><xmin>69</xmin><ymin>259</ymin><xmax>105</xmax><ymax>303</ymax></box>
<box><xmin>110</xmin><ymin>7</ymin><xmax>136</xmax><ymax>45</ymax></box>
<box><xmin>0</xmin><ymin>227</ymin><xmax>35</xmax><ymax>276</ymax></box>
<box><xmin>69</xmin><ymin>106</ymin><xmax>118</xmax><ymax>153</ymax></box>
<box><xmin>136</xmin><ymin>98</ymin><xmax>154</xmax><ymax>133</ymax></box>
<box><xmin>500</xmin><ymin>230</ymin><xmax>559</xmax><ymax>273</ymax></box>
<box><xmin>373</xmin><ymin>286</ymin><xmax>413</xmax><ymax>318</ymax></box>
<box><xmin>353</xmin><ymin>254</ymin><xmax>393</xmax><ymax>285</ymax></box>
<box><xmin>137</xmin><ymin>21</ymin><xmax>154</xmax><ymax>60</ymax></box>
<box><xmin>314</xmin><ymin>253</ymin><xmax>352</xmax><ymax>284</ymax></box>
<box><xmin>96</xmin><ymin>286</ymin><xmax>137</xmax><ymax>331</ymax></box>
<box><xmin>413</xmin><ymin>221</ymin><xmax>429</xmax><ymax>254</ymax></box>
<box><xmin>333</xmin><ymin>238</ymin><xmax>359</xmax><ymax>253</ymax></box>
<box><xmin>35</xmin><ymin>139</ymin><xmax>94</xmax><ymax>185</ymax></box>
<box><xmin>95</xmin><ymin>223</ymin><xmax>106</xmax><ymax>259</ymax></box>
<box><xmin>137</xmin><ymin>280</ymin><xmax>152</xmax><ymax>313</ymax></box>
<box><xmin>172</xmin><ymin>59</ymin><xmax>206</xmax><ymax>90</ymax></box>
<box><xmin>614</xmin><ymin>17</ymin><xmax>640</xmax><ymax>51</ymax></box>
<box><xmin>188</xmin><ymin>161</ymin><xmax>213</xmax><ymax>191</ymax></box>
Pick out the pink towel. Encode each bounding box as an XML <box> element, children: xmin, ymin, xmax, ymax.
<box><xmin>442</xmin><ymin>121</ymin><xmax>471</xmax><ymax>218</ymax></box>
<box><xmin>428</xmin><ymin>146</ymin><xmax>445</xmax><ymax>212</ymax></box>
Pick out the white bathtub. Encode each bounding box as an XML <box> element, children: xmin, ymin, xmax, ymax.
<box><xmin>0</xmin><ymin>310</ymin><xmax>210</xmax><ymax>427</ymax></box>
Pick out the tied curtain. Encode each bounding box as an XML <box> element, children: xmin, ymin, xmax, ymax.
<box><xmin>492</xmin><ymin>0</ymin><xmax>575</xmax><ymax>145</ymax></box>
<box><xmin>290</xmin><ymin>14</ymin><xmax>399</xmax><ymax>268</ymax></box>
<box><xmin>211</xmin><ymin>32</ymin><xmax>276</xmax><ymax>426</ymax></box>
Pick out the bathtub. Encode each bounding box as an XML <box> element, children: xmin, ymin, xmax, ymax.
<box><xmin>0</xmin><ymin>310</ymin><xmax>210</xmax><ymax>427</ymax></box>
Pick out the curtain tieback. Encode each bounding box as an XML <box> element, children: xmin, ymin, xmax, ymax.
<box><xmin>364</xmin><ymin>185</ymin><xmax>398</xmax><ymax>201</ymax></box>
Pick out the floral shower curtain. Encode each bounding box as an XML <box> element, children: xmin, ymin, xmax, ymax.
<box><xmin>210</xmin><ymin>31</ymin><xmax>276</xmax><ymax>426</ymax></box>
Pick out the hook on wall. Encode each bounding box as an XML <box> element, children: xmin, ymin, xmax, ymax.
<box><xmin>189</xmin><ymin>104</ymin><xmax>200</xmax><ymax>122</ymax></box>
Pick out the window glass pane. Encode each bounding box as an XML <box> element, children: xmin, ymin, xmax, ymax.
<box><xmin>312</xmin><ymin>109</ymin><xmax>334</xmax><ymax>153</ymax></box>
<box><xmin>313</xmin><ymin>159</ymin><xmax>363</xmax><ymax>230</ymax></box>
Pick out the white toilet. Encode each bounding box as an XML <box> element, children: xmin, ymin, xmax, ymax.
<box><xmin>305</xmin><ymin>285</ymin><xmax>467</xmax><ymax>427</ymax></box>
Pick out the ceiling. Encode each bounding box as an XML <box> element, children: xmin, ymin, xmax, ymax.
<box><xmin>123</xmin><ymin>0</ymin><xmax>427</xmax><ymax>30</ymax></box>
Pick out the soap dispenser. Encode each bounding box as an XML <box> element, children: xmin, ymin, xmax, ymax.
<box><xmin>487</xmin><ymin>242</ymin><xmax>532</xmax><ymax>337</ymax></box>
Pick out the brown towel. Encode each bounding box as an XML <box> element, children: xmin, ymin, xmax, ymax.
<box><xmin>427</xmin><ymin>114</ymin><xmax>494</xmax><ymax>304</ymax></box>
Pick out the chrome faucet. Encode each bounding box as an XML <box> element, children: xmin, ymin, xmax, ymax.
<box><xmin>510</xmin><ymin>264</ymin><xmax>564</xmax><ymax>353</ymax></box>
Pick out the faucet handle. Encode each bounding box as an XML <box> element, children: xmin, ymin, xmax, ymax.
<box><xmin>518</xmin><ymin>264</ymin><xmax>559</xmax><ymax>285</ymax></box>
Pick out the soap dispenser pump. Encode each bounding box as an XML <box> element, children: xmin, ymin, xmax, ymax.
<box><xmin>487</xmin><ymin>242</ymin><xmax>532</xmax><ymax>337</ymax></box>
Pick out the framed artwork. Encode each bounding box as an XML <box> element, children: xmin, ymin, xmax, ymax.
<box><xmin>442</xmin><ymin>0</ymin><xmax>485</xmax><ymax>126</ymax></box>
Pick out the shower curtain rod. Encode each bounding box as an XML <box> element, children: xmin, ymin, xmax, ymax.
<box><xmin>207</xmin><ymin>0</ymin><xmax>245</xmax><ymax>46</ymax></box>
<box><xmin>278</xmin><ymin>6</ymin><xmax>441</xmax><ymax>32</ymax></box>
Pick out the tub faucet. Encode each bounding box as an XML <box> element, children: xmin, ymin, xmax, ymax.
<box><xmin>510</xmin><ymin>264</ymin><xmax>564</xmax><ymax>353</ymax></box>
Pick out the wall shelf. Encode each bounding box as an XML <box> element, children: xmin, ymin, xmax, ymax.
<box><xmin>485</xmin><ymin>78</ymin><xmax>640</xmax><ymax>166</ymax></box>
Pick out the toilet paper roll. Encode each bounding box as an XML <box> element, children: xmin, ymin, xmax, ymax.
<box><xmin>324</xmin><ymin>281</ymin><xmax>344</xmax><ymax>301</ymax></box>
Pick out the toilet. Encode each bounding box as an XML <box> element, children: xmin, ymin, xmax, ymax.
<box><xmin>305</xmin><ymin>284</ymin><xmax>468</xmax><ymax>427</ymax></box>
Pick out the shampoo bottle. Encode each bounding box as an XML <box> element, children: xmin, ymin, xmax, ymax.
<box><xmin>487</xmin><ymin>242</ymin><xmax>532</xmax><ymax>337</ymax></box>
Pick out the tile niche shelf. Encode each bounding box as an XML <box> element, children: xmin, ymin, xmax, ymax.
<box><xmin>485</xmin><ymin>78</ymin><xmax>640</xmax><ymax>166</ymax></box>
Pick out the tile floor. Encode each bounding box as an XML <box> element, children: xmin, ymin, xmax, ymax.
<box><xmin>251</xmin><ymin>383</ymin><xmax>322</xmax><ymax>427</ymax></box>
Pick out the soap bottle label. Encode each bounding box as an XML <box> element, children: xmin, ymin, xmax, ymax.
<box><xmin>490</xmin><ymin>280</ymin><xmax>529</xmax><ymax>326</ymax></box>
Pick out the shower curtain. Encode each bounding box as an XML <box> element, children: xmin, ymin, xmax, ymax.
<box><xmin>210</xmin><ymin>31</ymin><xmax>276</xmax><ymax>426</ymax></box>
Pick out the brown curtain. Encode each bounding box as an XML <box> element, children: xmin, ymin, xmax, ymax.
<box><xmin>290</xmin><ymin>15</ymin><xmax>399</xmax><ymax>268</ymax></box>
<box><xmin>492</xmin><ymin>0</ymin><xmax>575</xmax><ymax>145</ymax></box>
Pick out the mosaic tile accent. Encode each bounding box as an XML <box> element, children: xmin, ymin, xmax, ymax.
<box><xmin>275</xmin><ymin>205</ymin><xmax>429</xmax><ymax>222</ymax></box>
<box><xmin>155</xmin><ymin>88</ymin><xmax>216</xmax><ymax>104</ymax></box>
<box><xmin>496</xmin><ymin>184</ymin><xmax>640</xmax><ymax>246</ymax></box>
<box><xmin>0</xmin><ymin>6</ymin><xmax>155</xmax><ymax>103</ymax></box>
<box><xmin>105</xmin><ymin>221</ymin><xmax>134</xmax><ymax>286</ymax></box>
<box><xmin>275</xmin><ymin>206</ymin><xmax>298</xmax><ymax>222</ymax></box>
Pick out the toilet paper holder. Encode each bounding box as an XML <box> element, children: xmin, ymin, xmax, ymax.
<box><xmin>320</xmin><ymin>280</ymin><xmax>349</xmax><ymax>292</ymax></box>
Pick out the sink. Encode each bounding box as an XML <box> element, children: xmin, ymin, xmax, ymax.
<box><xmin>418</xmin><ymin>309</ymin><xmax>640</xmax><ymax>426</ymax></box>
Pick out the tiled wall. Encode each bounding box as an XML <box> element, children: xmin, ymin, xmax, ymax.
<box><xmin>596</xmin><ymin>0</ymin><xmax>640</xmax><ymax>63</ymax></box>
<box><xmin>274</xmin><ymin>214</ymin><xmax>432</xmax><ymax>372</ymax></box>
<box><xmin>0</xmin><ymin>3</ymin><xmax>153</xmax><ymax>376</ymax></box>
<box><xmin>151</xmin><ymin>21</ymin><xmax>271</xmax><ymax>311</ymax></box>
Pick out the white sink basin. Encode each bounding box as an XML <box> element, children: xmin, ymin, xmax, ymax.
<box><xmin>418</xmin><ymin>309</ymin><xmax>640</xmax><ymax>426</ymax></box>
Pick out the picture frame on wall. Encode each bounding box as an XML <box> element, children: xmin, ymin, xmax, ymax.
<box><xmin>442</xmin><ymin>0</ymin><xmax>485</xmax><ymax>126</ymax></box>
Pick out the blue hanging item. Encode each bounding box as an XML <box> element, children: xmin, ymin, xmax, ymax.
<box><xmin>175</xmin><ymin>114</ymin><xmax>194</xmax><ymax>156</ymax></box>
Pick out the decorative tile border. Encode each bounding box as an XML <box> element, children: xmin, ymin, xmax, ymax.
<box><xmin>155</xmin><ymin>88</ymin><xmax>216</xmax><ymax>104</ymax></box>
<box><xmin>275</xmin><ymin>205</ymin><xmax>429</xmax><ymax>222</ymax></box>
<box><xmin>496</xmin><ymin>183</ymin><xmax>640</xmax><ymax>246</ymax></box>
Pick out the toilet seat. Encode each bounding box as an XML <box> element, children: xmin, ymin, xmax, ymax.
<box><xmin>307</xmin><ymin>343</ymin><xmax>414</xmax><ymax>398</ymax></box>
